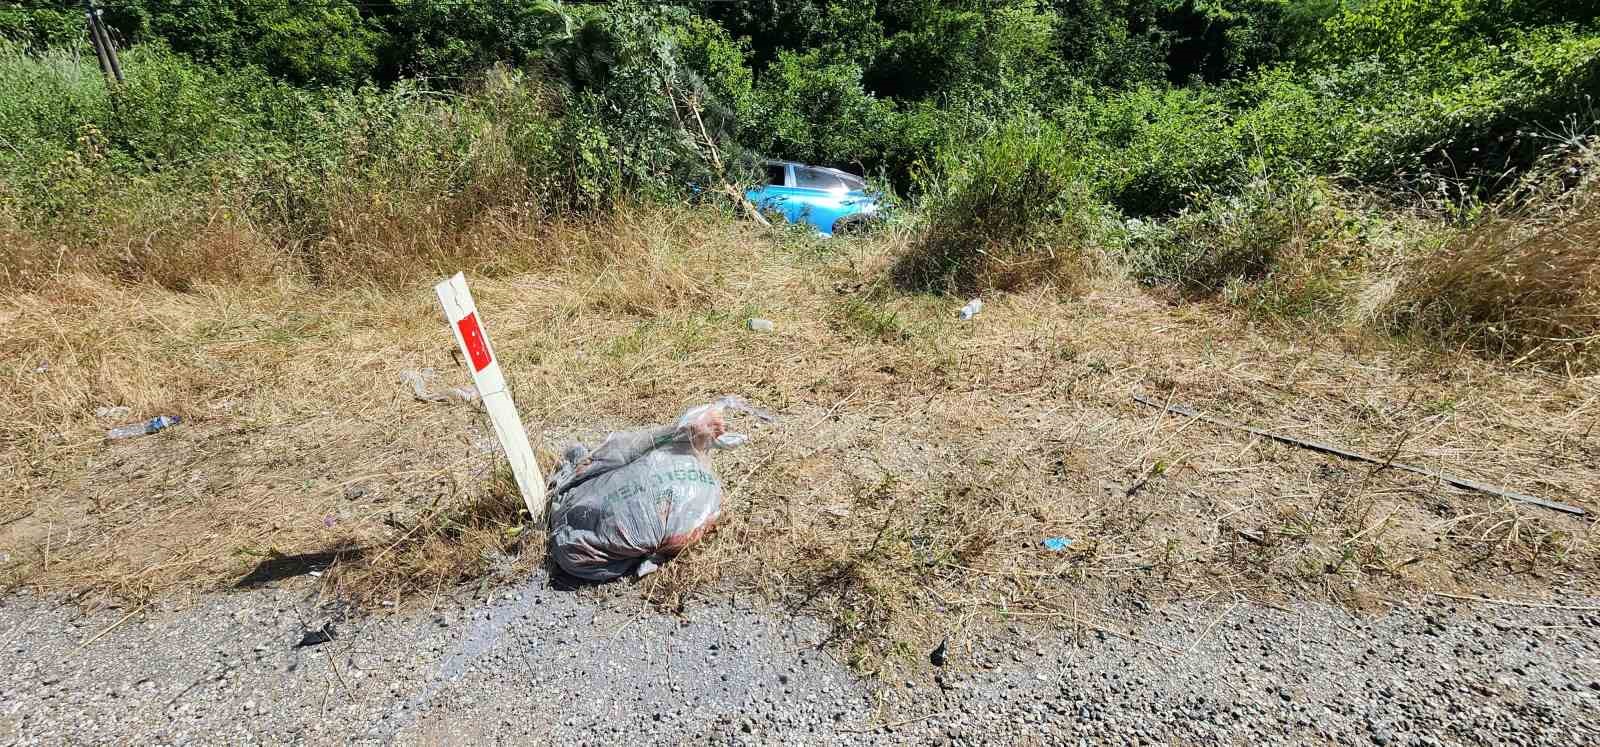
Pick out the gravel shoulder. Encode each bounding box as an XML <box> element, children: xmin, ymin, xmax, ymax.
<box><xmin>2</xmin><ymin>579</ymin><xmax>1597</xmax><ymax>745</ymax></box>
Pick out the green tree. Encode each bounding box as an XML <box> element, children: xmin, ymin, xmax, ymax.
<box><xmin>1053</xmin><ymin>0</ymin><xmax>1170</xmax><ymax>87</ymax></box>
<box><xmin>375</xmin><ymin>0</ymin><xmax>567</xmax><ymax>81</ymax></box>
<box><xmin>102</xmin><ymin>1</ymin><xmax>381</xmax><ymax>86</ymax></box>
<box><xmin>0</xmin><ymin>5</ymin><xmax>83</xmax><ymax>50</ymax></box>
<box><xmin>746</xmin><ymin>48</ymin><xmax>892</xmax><ymax>167</ymax></box>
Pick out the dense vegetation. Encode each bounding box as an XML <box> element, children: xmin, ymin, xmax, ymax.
<box><xmin>2</xmin><ymin>0</ymin><xmax>1598</xmax><ymax>367</ymax></box>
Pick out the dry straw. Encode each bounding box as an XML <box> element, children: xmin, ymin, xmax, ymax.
<box><xmin>1</xmin><ymin>202</ymin><xmax>1595</xmax><ymax>675</ymax></box>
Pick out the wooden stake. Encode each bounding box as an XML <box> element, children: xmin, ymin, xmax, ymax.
<box><xmin>82</xmin><ymin>0</ymin><xmax>114</xmax><ymax>82</ymax></box>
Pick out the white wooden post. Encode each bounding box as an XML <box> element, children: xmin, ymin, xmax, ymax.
<box><xmin>433</xmin><ymin>273</ymin><xmax>546</xmax><ymax>523</ymax></box>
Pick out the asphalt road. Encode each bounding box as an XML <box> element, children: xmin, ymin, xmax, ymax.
<box><xmin>2</xmin><ymin>576</ymin><xmax>1597</xmax><ymax>745</ymax></box>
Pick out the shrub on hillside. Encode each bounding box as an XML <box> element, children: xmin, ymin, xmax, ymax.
<box><xmin>0</xmin><ymin>41</ymin><xmax>571</xmax><ymax>288</ymax></box>
<box><xmin>0</xmin><ymin>8</ymin><xmax>764</xmax><ymax>287</ymax></box>
<box><xmin>892</xmin><ymin>120</ymin><xmax>1105</xmax><ymax>293</ymax></box>
<box><xmin>1383</xmin><ymin>139</ymin><xmax>1600</xmax><ymax>370</ymax></box>
<box><xmin>100</xmin><ymin>2</ymin><xmax>381</xmax><ymax>87</ymax></box>
<box><xmin>744</xmin><ymin>49</ymin><xmax>893</xmax><ymax>169</ymax></box>
<box><xmin>1075</xmin><ymin>85</ymin><xmax>1247</xmax><ymax>215</ymax></box>
<box><xmin>539</xmin><ymin>7</ymin><xmax>758</xmax><ymax>208</ymax></box>
<box><xmin>1128</xmin><ymin>172</ymin><xmax>1362</xmax><ymax>319</ymax></box>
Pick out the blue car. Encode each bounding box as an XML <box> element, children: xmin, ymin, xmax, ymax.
<box><xmin>746</xmin><ymin>160</ymin><xmax>881</xmax><ymax>236</ymax></box>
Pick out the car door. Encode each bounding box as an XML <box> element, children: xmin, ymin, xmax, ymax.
<box><xmin>747</xmin><ymin>163</ymin><xmax>797</xmax><ymax>218</ymax></box>
<box><xmin>745</xmin><ymin>164</ymin><xmax>854</xmax><ymax>233</ymax></box>
<box><xmin>785</xmin><ymin>167</ymin><xmax>852</xmax><ymax>231</ymax></box>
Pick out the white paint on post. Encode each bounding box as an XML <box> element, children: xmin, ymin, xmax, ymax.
<box><xmin>434</xmin><ymin>272</ymin><xmax>546</xmax><ymax>523</ymax></box>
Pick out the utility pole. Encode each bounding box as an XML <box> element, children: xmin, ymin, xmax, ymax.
<box><xmin>82</xmin><ymin>0</ymin><xmax>123</xmax><ymax>84</ymax></box>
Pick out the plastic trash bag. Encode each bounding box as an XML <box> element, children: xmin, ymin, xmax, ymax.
<box><xmin>547</xmin><ymin>396</ymin><xmax>771</xmax><ymax>581</ymax></box>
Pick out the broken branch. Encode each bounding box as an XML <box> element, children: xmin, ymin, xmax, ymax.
<box><xmin>1132</xmin><ymin>394</ymin><xmax>1586</xmax><ymax>517</ymax></box>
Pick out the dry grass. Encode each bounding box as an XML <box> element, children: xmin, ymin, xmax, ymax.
<box><xmin>2</xmin><ymin>203</ymin><xmax>1597</xmax><ymax>676</ymax></box>
<box><xmin>1384</xmin><ymin>142</ymin><xmax>1600</xmax><ymax>371</ymax></box>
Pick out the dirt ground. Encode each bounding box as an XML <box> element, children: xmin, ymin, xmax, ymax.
<box><xmin>2</xmin><ymin>210</ymin><xmax>1596</xmax><ymax>672</ymax></box>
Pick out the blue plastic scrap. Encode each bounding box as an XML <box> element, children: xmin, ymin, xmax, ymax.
<box><xmin>1041</xmin><ymin>537</ymin><xmax>1073</xmax><ymax>552</ymax></box>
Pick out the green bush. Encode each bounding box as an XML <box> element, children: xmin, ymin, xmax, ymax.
<box><xmin>0</xmin><ymin>6</ymin><xmax>82</xmax><ymax>50</ymax></box>
<box><xmin>1075</xmin><ymin>85</ymin><xmax>1248</xmax><ymax>216</ymax></box>
<box><xmin>1128</xmin><ymin>171</ymin><xmax>1358</xmax><ymax>320</ymax></box>
<box><xmin>1060</xmin><ymin>15</ymin><xmax>1600</xmax><ymax>218</ymax></box>
<box><xmin>0</xmin><ymin>38</ymin><xmax>570</xmax><ymax>285</ymax></box>
<box><xmin>1</xmin><ymin>7</ymin><xmax>772</xmax><ymax>285</ymax></box>
<box><xmin>376</xmin><ymin>0</ymin><xmax>566</xmax><ymax>80</ymax></box>
<box><xmin>893</xmin><ymin>118</ymin><xmax>1105</xmax><ymax>293</ymax></box>
<box><xmin>98</xmin><ymin>1</ymin><xmax>381</xmax><ymax>87</ymax></box>
<box><xmin>7</xmin><ymin>0</ymin><xmax>1600</xmax><ymax>300</ymax></box>
<box><xmin>745</xmin><ymin>48</ymin><xmax>893</xmax><ymax>169</ymax></box>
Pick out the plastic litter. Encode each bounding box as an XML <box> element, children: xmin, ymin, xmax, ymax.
<box><xmin>547</xmin><ymin>396</ymin><xmax>772</xmax><ymax>581</ymax></box>
<box><xmin>295</xmin><ymin>624</ymin><xmax>335</xmax><ymax>648</ymax></box>
<box><xmin>746</xmin><ymin>318</ymin><xmax>775</xmax><ymax>332</ymax></box>
<box><xmin>401</xmin><ymin>369</ymin><xmax>480</xmax><ymax>405</ymax></box>
<box><xmin>1041</xmin><ymin>537</ymin><xmax>1073</xmax><ymax>552</ymax></box>
<box><xmin>958</xmin><ymin>298</ymin><xmax>983</xmax><ymax>320</ymax></box>
<box><xmin>106</xmin><ymin>415</ymin><xmax>181</xmax><ymax>440</ymax></box>
<box><xmin>94</xmin><ymin>405</ymin><xmax>131</xmax><ymax>420</ymax></box>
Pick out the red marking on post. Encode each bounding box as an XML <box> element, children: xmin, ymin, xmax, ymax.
<box><xmin>457</xmin><ymin>313</ymin><xmax>492</xmax><ymax>372</ymax></box>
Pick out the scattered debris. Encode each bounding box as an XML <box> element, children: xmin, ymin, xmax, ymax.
<box><xmin>1237</xmin><ymin>528</ymin><xmax>1268</xmax><ymax>546</ymax></box>
<box><xmin>746</xmin><ymin>317</ymin><xmax>775</xmax><ymax>332</ymax></box>
<box><xmin>930</xmin><ymin>637</ymin><xmax>949</xmax><ymax>667</ymax></box>
<box><xmin>1041</xmin><ymin>537</ymin><xmax>1073</xmax><ymax>552</ymax></box>
<box><xmin>957</xmin><ymin>298</ymin><xmax>983</xmax><ymax>321</ymax></box>
<box><xmin>1124</xmin><ymin>461</ymin><xmax>1163</xmax><ymax>497</ymax></box>
<box><xmin>93</xmin><ymin>405</ymin><xmax>131</xmax><ymax>420</ymax></box>
<box><xmin>400</xmin><ymin>369</ymin><xmax>480</xmax><ymax>405</ymax></box>
<box><xmin>1133</xmin><ymin>394</ymin><xmax>1587</xmax><ymax>516</ymax></box>
<box><xmin>105</xmin><ymin>415</ymin><xmax>181</xmax><ymax>441</ymax></box>
<box><xmin>322</xmin><ymin>515</ymin><xmax>337</xmax><ymax>528</ymax></box>
<box><xmin>295</xmin><ymin>624</ymin><xmax>336</xmax><ymax>648</ymax></box>
<box><xmin>33</xmin><ymin>361</ymin><xmax>49</xmax><ymax>373</ymax></box>
<box><xmin>72</xmin><ymin>604</ymin><xmax>146</xmax><ymax>655</ymax></box>
<box><xmin>547</xmin><ymin>396</ymin><xmax>773</xmax><ymax>581</ymax></box>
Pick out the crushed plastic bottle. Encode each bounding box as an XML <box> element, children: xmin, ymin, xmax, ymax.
<box><xmin>400</xmin><ymin>369</ymin><xmax>480</xmax><ymax>405</ymax></box>
<box><xmin>746</xmin><ymin>318</ymin><xmax>775</xmax><ymax>332</ymax></box>
<box><xmin>958</xmin><ymin>298</ymin><xmax>983</xmax><ymax>320</ymax></box>
<box><xmin>106</xmin><ymin>415</ymin><xmax>181</xmax><ymax>440</ymax></box>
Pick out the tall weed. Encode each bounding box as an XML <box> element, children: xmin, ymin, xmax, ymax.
<box><xmin>893</xmin><ymin>119</ymin><xmax>1104</xmax><ymax>293</ymax></box>
<box><xmin>1127</xmin><ymin>172</ymin><xmax>1363</xmax><ymax>321</ymax></box>
<box><xmin>0</xmin><ymin>37</ymin><xmax>712</xmax><ymax>289</ymax></box>
<box><xmin>1383</xmin><ymin>139</ymin><xmax>1600</xmax><ymax>370</ymax></box>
